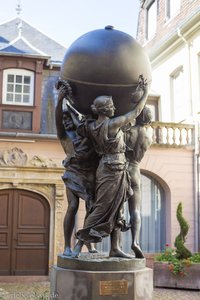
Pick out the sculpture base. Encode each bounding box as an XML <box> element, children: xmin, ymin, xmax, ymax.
<box><xmin>51</xmin><ymin>253</ymin><xmax>153</xmax><ymax>300</ymax></box>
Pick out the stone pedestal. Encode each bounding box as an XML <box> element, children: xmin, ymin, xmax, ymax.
<box><xmin>50</xmin><ymin>253</ymin><xmax>153</xmax><ymax>300</ymax></box>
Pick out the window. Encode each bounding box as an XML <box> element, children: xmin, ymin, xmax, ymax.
<box><xmin>146</xmin><ymin>0</ymin><xmax>157</xmax><ymax>40</ymax></box>
<box><xmin>166</xmin><ymin>0</ymin><xmax>181</xmax><ymax>19</ymax></box>
<box><xmin>170</xmin><ymin>66</ymin><xmax>189</xmax><ymax>122</ymax></box>
<box><xmin>3</xmin><ymin>69</ymin><xmax>34</xmax><ymax>106</ymax></box>
<box><xmin>146</xmin><ymin>98</ymin><xmax>159</xmax><ymax>121</ymax></box>
<box><xmin>139</xmin><ymin>174</ymin><xmax>166</xmax><ymax>252</ymax></box>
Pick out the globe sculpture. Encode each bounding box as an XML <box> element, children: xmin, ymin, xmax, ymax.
<box><xmin>60</xmin><ymin>25</ymin><xmax>151</xmax><ymax>116</ymax></box>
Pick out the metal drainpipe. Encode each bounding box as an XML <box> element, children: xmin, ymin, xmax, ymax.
<box><xmin>177</xmin><ymin>28</ymin><xmax>199</xmax><ymax>251</ymax></box>
<box><xmin>194</xmin><ymin>125</ymin><xmax>200</xmax><ymax>252</ymax></box>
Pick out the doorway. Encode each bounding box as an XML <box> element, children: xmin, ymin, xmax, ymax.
<box><xmin>0</xmin><ymin>189</ymin><xmax>50</xmax><ymax>275</ymax></box>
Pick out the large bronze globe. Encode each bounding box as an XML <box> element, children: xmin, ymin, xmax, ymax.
<box><xmin>61</xmin><ymin>26</ymin><xmax>151</xmax><ymax>116</ymax></box>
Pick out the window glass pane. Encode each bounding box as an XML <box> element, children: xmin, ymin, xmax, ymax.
<box><xmin>3</xmin><ymin>69</ymin><xmax>34</xmax><ymax>106</ymax></box>
<box><xmin>23</xmin><ymin>85</ymin><xmax>30</xmax><ymax>93</ymax></box>
<box><xmin>146</xmin><ymin>104</ymin><xmax>156</xmax><ymax>121</ymax></box>
<box><xmin>2</xmin><ymin>111</ymin><xmax>32</xmax><ymax>130</ymax></box>
<box><xmin>169</xmin><ymin>0</ymin><xmax>181</xmax><ymax>17</ymax></box>
<box><xmin>7</xmin><ymin>74</ymin><xmax>14</xmax><ymax>82</ymax></box>
<box><xmin>147</xmin><ymin>1</ymin><xmax>157</xmax><ymax>39</ymax></box>
<box><xmin>24</xmin><ymin>76</ymin><xmax>31</xmax><ymax>84</ymax></box>
<box><xmin>7</xmin><ymin>84</ymin><xmax>14</xmax><ymax>92</ymax></box>
<box><xmin>15</xmin><ymin>94</ymin><xmax>22</xmax><ymax>102</ymax></box>
<box><xmin>140</xmin><ymin>174</ymin><xmax>166</xmax><ymax>252</ymax></box>
<box><xmin>15</xmin><ymin>85</ymin><xmax>22</xmax><ymax>93</ymax></box>
<box><xmin>6</xmin><ymin>93</ymin><xmax>13</xmax><ymax>102</ymax></box>
<box><xmin>23</xmin><ymin>95</ymin><xmax>30</xmax><ymax>103</ymax></box>
<box><xmin>170</xmin><ymin>68</ymin><xmax>189</xmax><ymax>122</ymax></box>
<box><xmin>16</xmin><ymin>75</ymin><xmax>22</xmax><ymax>83</ymax></box>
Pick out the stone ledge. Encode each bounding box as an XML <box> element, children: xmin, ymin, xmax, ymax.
<box><xmin>57</xmin><ymin>252</ymin><xmax>146</xmax><ymax>271</ymax></box>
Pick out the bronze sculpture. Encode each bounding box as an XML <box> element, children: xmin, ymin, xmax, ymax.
<box><xmin>56</xmin><ymin>26</ymin><xmax>152</xmax><ymax>259</ymax></box>
<box><xmin>60</xmin><ymin>76</ymin><xmax>149</xmax><ymax>258</ymax></box>
<box><xmin>60</xmin><ymin>26</ymin><xmax>151</xmax><ymax>116</ymax></box>
<box><xmin>125</xmin><ymin>106</ymin><xmax>153</xmax><ymax>258</ymax></box>
<box><xmin>55</xmin><ymin>80</ymin><xmax>98</xmax><ymax>256</ymax></box>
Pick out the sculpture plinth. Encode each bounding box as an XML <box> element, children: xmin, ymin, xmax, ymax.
<box><xmin>51</xmin><ymin>253</ymin><xmax>153</xmax><ymax>300</ymax></box>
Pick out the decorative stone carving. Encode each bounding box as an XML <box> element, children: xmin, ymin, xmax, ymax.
<box><xmin>0</xmin><ymin>147</ymin><xmax>28</xmax><ymax>166</ymax></box>
<box><xmin>30</xmin><ymin>155</ymin><xmax>57</xmax><ymax>168</ymax></box>
<box><xmin>0</xmin><ymin>147</ymin><xmax>57</xmax><ymax>168</ymax></box>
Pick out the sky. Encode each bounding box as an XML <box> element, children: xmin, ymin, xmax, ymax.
<box><xmin>0</xmin><ymin>0</ymin><xmax>140</xmax><ymax>48</ymax></box>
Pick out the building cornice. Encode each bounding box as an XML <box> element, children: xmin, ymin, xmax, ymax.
<box><xmin>148</xmin><ymin>9</ymin><xmax>200</xmax><ymax>66</ymax></box>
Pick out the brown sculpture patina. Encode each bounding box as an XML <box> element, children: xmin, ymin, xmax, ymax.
<box><xmin>55</xmin><ymin>26</ymin><xmax>152</xmax><ymax>259</ymax></box>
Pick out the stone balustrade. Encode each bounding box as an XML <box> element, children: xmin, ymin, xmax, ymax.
<box><xmin>149</xmin><ymin>122</ymin><xmax>195</xmax><ymax>147</ymax></box>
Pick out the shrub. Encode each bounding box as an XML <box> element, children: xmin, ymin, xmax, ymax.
<box><xmin>174</xmin><ymin>202</ymin><xmax>192</xmax><ymax>259</ymax></box>
<box><xmin>155</xmin><ymin>202</ymin><xmax>198</xmax><ymax>276</ymax></box>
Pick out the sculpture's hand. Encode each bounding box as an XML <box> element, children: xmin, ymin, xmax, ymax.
<box><xmin>137</xmin><ymin>74</ymin><xmax>148</xmax><ymax>91</ymax></box>
<box><xmin>55</xmin><ymin>79</ymin><xmax>73</xmax><ymax>100</ymax></box>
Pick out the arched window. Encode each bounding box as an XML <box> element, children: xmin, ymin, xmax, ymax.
<box><xmin>96</xmin><ymin>173</ymin><xmax>166</xmax><ymax>254</ymax></box>
<box><xmin>139</xmin><ymin>173</ymin><xmax>166</xmax><ymax>252</ymax></box>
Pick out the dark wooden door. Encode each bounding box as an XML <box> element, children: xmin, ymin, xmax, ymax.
<box><xmin>0</xmin><ymin>189</ymin><xmax>50</xmax><ymax>275</ymax></box>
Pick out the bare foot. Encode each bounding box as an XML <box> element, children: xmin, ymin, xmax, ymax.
<box><xmin>109</xmin><ymin>249</ymin><xmax>134</xmax><ymax>259</ymax></box>
<box><xmin>63</xmin><ymin>247</ymin><xmax>72</xmax><ymax>257</ymax></box>
<box><xmin>132</xmin><ymin>243</ymin><xmax>145</xmax><ymax>258</ymax></box>
<box><xmin>71</xmin><ymin>241</ymin><xmax>83</xmax><ymax>258</ymax></box>
<box><xmin>85</xmin><ymin>243</ymin><xmax>98</xmax><ymax>254</ymax></box>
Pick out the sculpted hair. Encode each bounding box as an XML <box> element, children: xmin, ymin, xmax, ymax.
<box><xmin>91</xmin><ymin>96</ymin><xmax>113</xmax><ymax>114</ymax></box>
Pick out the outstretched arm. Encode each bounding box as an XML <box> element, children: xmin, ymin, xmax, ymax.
<box><xmin>109</xmin><ymin>76</ymin><xmax>149</xmax><ymax>137</ymax></box>
<box><xmin>64</xmin><ymin>99</ymin><xmax>85</xmax><ymax>128</ymax></box>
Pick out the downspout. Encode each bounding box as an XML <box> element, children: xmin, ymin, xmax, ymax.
<box><xmin>195</xmin><ymin>116</ymin><xmax>200</xmax><ymax>251</ymax></box>
<box><xmin>177</xmin><ymin>28</ymin><xmax>199</xmax><ymax>251</ymax></box>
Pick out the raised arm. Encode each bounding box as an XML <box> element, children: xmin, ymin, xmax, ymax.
<box><xmin>109</xmin><ymin>76</ymin><xmax>149</xmax><ymax>137</ymax></box>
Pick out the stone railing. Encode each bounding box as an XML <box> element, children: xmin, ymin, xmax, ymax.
<box><xmin>149</xmin><ymin>122</ymin><xmax>195</xmax><ymax>147</ymax></box>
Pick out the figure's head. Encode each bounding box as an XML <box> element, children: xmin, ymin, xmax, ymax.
<box><xmin>91</xmin><ymin>95</ymin><xmax>115</xmax><ymax>117</ymax></box>
<box><xmin>136</xmin><ymin>106</ymin><xmax>152</xmax><ymax>125</ymax></box>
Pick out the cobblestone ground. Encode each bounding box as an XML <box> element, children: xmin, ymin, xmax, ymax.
<box><xmin>0</xmin><ymin>282</ymin><xmax>200</xmax><ymax>299</ymax></box>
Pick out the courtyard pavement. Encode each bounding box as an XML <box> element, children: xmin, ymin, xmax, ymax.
<box><xmin>0</xmin><ymin>280</ymin><xmax>200</xmax><ymax>300</ymax></box>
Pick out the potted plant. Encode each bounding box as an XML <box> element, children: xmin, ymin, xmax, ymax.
<box><xmin>154</xmin><ymin>202</ymin><xmax>200</xmax><ymax>290</ymax></box>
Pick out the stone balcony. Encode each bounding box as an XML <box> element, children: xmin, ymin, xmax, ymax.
<box><xmin>150</xmin><ymin>122</ymin><xmax>195</xmax><ymax>148</ymax></box>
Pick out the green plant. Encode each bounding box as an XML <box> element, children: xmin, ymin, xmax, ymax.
<box><xmin>156</xmin><ymin>244</ymin><xmax>191</xmax><ymax>276</ymax></box>
<box><xmin>155</xmin><ymin>202</ymin><xmax>197</xmax><ymax>276</ymax></box>
<box><xmin>174</xmin><ymin>202</ymin><xmax>192</xmax><ymax>259</ymax></box>
<box><xmin>189</xmin><ymin>252</ymin><xmax>200</xmax><ymax>263</ymax></box>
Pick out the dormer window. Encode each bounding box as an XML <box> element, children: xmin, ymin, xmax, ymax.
<box><xmin>3</xmin><ymin>69</ymin><xmax>34</xmax><ymax>106</ymax></box>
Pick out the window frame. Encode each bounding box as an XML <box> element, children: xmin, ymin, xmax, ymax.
<box><xmin>166</xmin><ymin>0</ymin><xmax>181</xmax><ymax>20</ymax></box>
<box><xmin>146</xmin><ymin>0</ymin><xmax>157</xmax><ymax>41</ymax></box>
<box><xmin>170</xmin><ymin>65</ymin><xmax>186</xmax><ymax>122</ymax></box>
<box><xmin>2</xmin><ymin>68</ymin><xmax>34</xmax><ymax>106</ymax></box>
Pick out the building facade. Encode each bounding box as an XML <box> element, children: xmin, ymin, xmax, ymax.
<box><xmin>135</xmin><ymin>0</ymin><xmax>200</xmax><ymax>256</ymax></box>
<box><xmin>0</xmin><ymin>1</ymin><xmax>199</xmax><ymax>276</ymax></box>
<box><xmin>0</xmin><ymin>17</ymin><xmax>67</xmax><ymax>275</ymax></box>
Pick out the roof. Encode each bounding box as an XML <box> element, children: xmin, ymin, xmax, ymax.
<box><xmin>0</xmin><ymin>17</ymin><xmax>66</xmax><ymax>65</ymax></box>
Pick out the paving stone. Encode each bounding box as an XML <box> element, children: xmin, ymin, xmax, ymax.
<box><xmin>0</xmin><ymin>282</ymin><xmax>200</xmax><ymax>299</ymax></box>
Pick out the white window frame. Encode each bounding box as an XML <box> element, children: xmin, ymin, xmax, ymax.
<box><xmin>2</xmin><ymin>69</ymin><xmax>34</xmax><ymax>106</ymax></box>
<box><xmin>146</xmin><ymin>0</ymin><xmax>157</xmax><ymax>40</ymax></box>
<box><xmin>166</xmin><ymin>0</ymin><xmax>181</xmax><ymax>19</ymax></box>
<box><xmin>170</xmin><ymin>66</ymin><xmax>188</xmax><ymax>122</ymax></box>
